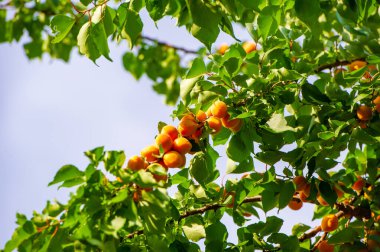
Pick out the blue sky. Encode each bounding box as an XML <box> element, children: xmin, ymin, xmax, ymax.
<box><xmin>0</xmin><ymin>11</ymin><xmax>318</xmax><ymax>247</ymax></box>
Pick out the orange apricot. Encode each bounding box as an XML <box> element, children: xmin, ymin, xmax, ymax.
<box><xmin>317</xmin><ymin>195</ymin><xmax>330</xmax><ymax>206</ymax></box>
<box><xmin>141</xmin><ymin>145</ymin><xmax>160</xmax><ymax>162</ymax></box>
<box><xmin>221</xmin><ymin>114</ymin><xmax>243</xmax><ymax>133</ymax></box>
<box><xmin>207</xmin><ymin>116</ymin><xmax>222</xmax><ymax>134</ymax></box>
<box><xmin>349</xmin><ymin>60</ymin><xmax>367</xmax><ymax>71</ymax></box>
<box><xmin>211</xmin><ymin>101</ymin><xmax>228</xmax><ymax>119</ymax></box>
<box><xmin>357</xmin><ymin>105</ymin><xmax>373</xmax><ymax>121</ymax></box>
<box><xmin>375</xmin><ymin>104</ymin><xmax>380</xmax><ymax>113</ymax></box>
<box><xmin>352</xmin><ymin>177</ymin><xmax>365</xmax><ymax>193</ymax></box>
<box><xmin>191</xmin><ymin>128</ymin><xmax>203</xmax><ymax>142</ymax></box>
<box><xmin>152</xmin><ymin>173</ymin><xmax>168</xmax><ymax>182</ymax></box>
<box><xmin>218</xmin><ymin>43</ymin><xmax>229</xmax><ymax>55</ymax></box>
<box><xmin>127</xmin><ymin>155</ymin><xmax>145</xmax><ymax>171</ymax></box>
<box><xmin>242</xmin><ymin>41</ymin><xmax>256</xmax><ymax>54</ymax></box>
<box><xmin>163</xmin><ymin>151</ymin><xmax>186</xmax><ymax>168</ymax></box>
<box><xmin>178</xmin><ymin>115</ymin><xmax>198</xmax><ymax>137</ymax></box>
<box><xmin>359</xmin><ymin>121</ymin><xmax>368</xmax><ymax>129</ymax></box>
<box><xmin>321</xmin><ymin>214</ymin><xmax>339</xmax><ymax>232</ymax></box>
<box><xmin>318</xmin><ymin>240</ymin><xmax>334</xmax><ymax>252</ymax></box>
<box><xmin>155</xmin><ymin>133</ymin><xmax>173</xmax><ymax>153</ymax></box>
<box><xmin>334</xmin><ymin>186</ymin><xmax>344</xmax><ymax>199</ymax></box>
<box><xmin>293</xmin><ymin>176</ymin><xmax>308</xmax><ymax>192</ymax></box>
<box><xmin>196</xmin><ymin>110</ymin><xmax>207</xmax><ymax>122</ymax></box>
<box><xmin>373</xmin><ymin>96</ymin><xmax>380</xmax><ymax>105</ymax></box>
<box><xmin>299</xmin><ymin>191</ymin><xmax>311</xmax><ymax>203</ymax></box>
<box><xmin>161</xmin><ymin>125</ymin><xmax>179</xmax><ymax>141</ymax></box>
<box><xmin>133</xmin><ymin>191</ymin><xmax>140</xmax><ymax>202</ymax></box>
<box><xmin>288</xmin><ymin>199</ymin><xmax>303</xmax><ymax>210</ymax></box>
<box><xmin>172</xmin><ymin>137</ymin><xmax>192</xmax><ymax>154</ymax></box>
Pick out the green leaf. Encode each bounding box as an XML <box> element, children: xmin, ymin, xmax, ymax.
<box><xmin>50</xmin><ymin>15</ymin><xmax>75</xmax><ymax>43</ymax></box>
<box><xmin>146</xmin><ymin>0</ymin><xmax>168</xmax><ymax>21</ymax></box>
<box><xmin>294</xmin><ymin>0</ymin><xmax>321</xmax><ymax>30</ymax></box>
<box><xmin>186</xmin><ymin>58</ymin><xmax>206</xmax><ymax>79</ymax></box>
<box><xmin>77</xmin><ymin>22</ymin><xmax>101</xmax><ymax>63</ymax></box>
<box><xmin>301</xmin><ymin>83</ymin><xmax>330</xmax><ymax>105</ymax></box>
<box><xmin>226</xmin><ymin>130</ymin><xmax>252</xmax><ymax>162</ymax></box>
<box><xmin>318</xmin><ymin>181</ymin><xmax>337</xmax><ymax>206</ymax></box>
<box><xmin>188</xmin><ymin>0</ymin><xmax>220</xmax><ymax>50</ymax></box>
<box><xmin>226</xmin><ymin>156</ymin><xmax>254</xmax><ymax>174</ymax></box>
<box><xmin>261</xmin><ymin>190</ymin><xmax>277</xmax><ymax>213</ymax></box>
<box><xmin>182</xmin><ymin>216</ymin><xmax>206</xmax><ymax>242</ymax></box>
<box><xmin>278</xmin><ymin>181</ymin><xmax>295</xmax><ymax>210</ymax></box>
<box><xmin>292</xmin><ymin>223</ymin><xmax>311</xmax><ymax>236</ymax></box>
<box><xmin>257</xmin><ymin>6</ymin><xmax>279</xmax><ymax>40</ymax></box>
<box><xmin>118</xmin><ymin>5</ymin><xmax>143</xmax><ymax>49</ymax></box>
<box><xmin>266</xmin><ymin>113</ymin><xmax>297</xmax><ymax>133</ymax></box>
<box><xmin>205</xmin><ymin>222</ymin><xmax>227</xmax><ymax>251</ymax></box>
<box><xmin>190</xmin><ymin>152</ymin><xmax>210</xmax><ymax>185</ymax></box>
<box><xmin>92</xmin><ymin>22</ymin><xmax>112</xmax><ymax>61</ymax></box>
<box><xmin>48</xmin><ymin>165</ymin><xmax>84</xmax><ymax>186</ymax></box>
<box><xmin>261</xmin><ymin>216</ymin><xmax>284</xmax><ymax>237</ymax></box>
<box><xmin>328</xmin><ymin>228</ymin><xmax>359</xmax><ymax>244</ymax></box>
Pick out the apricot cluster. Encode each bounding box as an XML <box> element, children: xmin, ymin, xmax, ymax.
<box><xmin>217</xmin><ymin>41</ymin><xmax>257</xmax><ymax>55</ymax></box>
<box><xmin>124</xmin><ymin>100</ymin><xmax>243</xmax><ymax>183</ymax></box>
<box><xmin>289</xmin><ymin>175</ymin><xmax>345</xmax><ymax>210</ymax></box>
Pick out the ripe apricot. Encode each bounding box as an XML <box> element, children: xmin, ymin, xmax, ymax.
<box><xmin>317</xmin><ymin>195</ymin><xmax>330</xmax><ymax>206</ymax></box>
<box><xmin>141</xmin><ymin>145</ymin><xmax>160</xmax><ymax>162</ymax></box>
<box><xmin>318</xmin><ymin>240</ymin><xmax>334</xmax><ymax>252</ymax></box>
<box><xmin>178</xmin><ymin>115</ymin><xmax>198</xmax><ymax>137</ymax></box>
<box><xmin>206</xmin><ymin>106</ymin><xmax>214</xmax><ymax>117</ymax></box>
<box><xmin>349</xmin><ymin>60</ymin><xmax>367</xmax><ymax>71</ymax></box>
<box><xmin>191</xmin><ymin>128</ymin><xmax>203</xmax><ymax>142</ymax></box>
<box><xmin>352</xmin><ymin>177</ymin><xmax>365</xmax><ymax>193</ymax></box>
<box><xmin>321</xmin><ymin>214</ymin><xmax>339</xmax><ymax>232</ymax></box>
<box><xmin>334</xmin><ymin>186</ymin><xmax>344</xmax><ymax>199</ymax></box>
<box><xmin>161</xmin><ymin>125</ymin><xmax>178</xmax><ymax>141</ymax></box>
<box><xmin>243</xmin><ymin>212</ymin><xmax>252</xmax><ymax>217</ymax></box>
<box><xmin>152</xmin><ymin>173</ymin><xmax>168</xmax><ymax>182</ymax></box>
<box><xmin>207</xmin><ymin>116</ymin><xmax>222</xmax><ymax>134</ymax></box>
<box><xmin>221</xmin><ymin>114</ymin><xmax>243</xmax><ymax>133</ymax></box>
<box><xmin>196</xmin><ymin>110</ymin><xmax>207</xmax><ymax>122</ymax></box>
<box><xmin>172</xmin><ymin>137</ymin><xmax>192</xmax><ymax>154</ymax></box>
<box><xmin>288</xmin><ymin>199</ymin><xmax>303</xmax><ymax>210</ymax></box>
<box><xmin>357</xmin><ymin>105</ymin><xmax>372</xmax><ymax>121</ymax></box>
<box><xmin>359</xmin><ymin>121</ymin><xmax>368</xmax><ymax>129</ymax></box>
<box><xmin>375</xmin><ymin>104</ymin><xmax>380</xmax><ymax>113</ymax></box>
<box><xmin>163</xmin><ymin>151</ymin><xmax>186</xmax><ymax>168</ymax></box>
<box><xmin>218</xmin><ymin>43</ymin><xmax>229</xmax><ymax>55</ymax></box>
<box><xmin>211</xmin><ymin>101</ymin><xmax>228</xmax><ymax>119</ymax></box>
<box><xmin>127</xmin><ymin>155</ymin><xmax>145</xmax><ymax>171</ymax></box>
<box><xmin>373</xmin><ymin>96</ymin><xmax>380</xmax><ymax>105</ymax></box>
<box><xmin>293</xmin><ymin>176</ymin><xmax>308</xmax><ymax>192</ymax></box>
<box><xmin>155</xmin><ymin>133</ymin><xmax>173</xmax><ymax>153</ymax></box>
<box><xmin>242</xmin><ymin>41</ymin><xmax>256</xmax><ymax>54</ymax></box>
<box><xmin>133</xmin><ymin>191</ymin><xmax>140</xmax><ymax>202</ymax></box>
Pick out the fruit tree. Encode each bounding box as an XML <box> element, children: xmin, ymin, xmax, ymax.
<box><xmin>2</xmin><ymin>0</ymin><xmax>380</xmax><ymax>251</ymax></box>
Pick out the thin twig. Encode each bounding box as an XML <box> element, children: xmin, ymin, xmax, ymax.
<box><xmin>141</xmin><ymin>35</ymin><xmax>200</xmax><ymax>55</ymax></box>
<box><xmin>315</xmin><ymin>58</ymin><xmax>366</xmax><ymax>72</ymax></box>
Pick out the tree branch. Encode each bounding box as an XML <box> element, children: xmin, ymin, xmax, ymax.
<box><xmin>141</xmin><ymin>35</ymin><xmax>200</xmax><ymax>55</ymax></box>
<box><xmin>315</xmin><ymin>58</ymin><xmax>366</xmax><ymax>72</ymax></box>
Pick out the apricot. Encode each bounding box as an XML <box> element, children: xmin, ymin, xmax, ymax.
<box><xmin>161</xmin><ymin>125</ymin><xmax>178</xmax><ymax>141</ymax></box>
<box><xmin>317</xmin><ymin>195</ymin><xmax>330</xmax><ymax>206</ymax></box>
<box><xmin>172</xmin><ymin>137</ymin><xmax>192</xmax><ymax>154</ymax></box>
<box><xmin>375</xmin><ymin>104</ymin><xmax>380</xmax><ymax>113</ymax></box>
<box><xmin>288</xmin><ymin>199</ymin><xmax>303</xmax><ymax>210</ymax></box>
<box><xmin>321</xmin><ymin>214</ymin><xmax>339</xmax><ymax>232</ymax></box>
<box><xmin>206</xmin><ymin>106</ymin><xmax>214</xmax><ymax>117</ymax></box>
<box><xmin>221</xmin><ymin>114</ymin><xmax>243</xmax><ymax>133</ymax></box>
<box><xmin>318</xmin><ymin>240</ymin><xmax>334</xmax><ymax>252</ymax></box>
<box><xmin>357</xmin><ymin>105</ymin><xmax>372</xmax><ymax>121</ymax></box>
<box><xmin>349</xmin><ymin>60</ymin><xmax>367</xmax><ymax>71</ymax></box>
<box><xmin>163</xmin><ymin>151</ymin><xmax>186</xmax><ymax>168</ymax></box>
<box><xmin>373</xmin><ymin>96</ymin><xmax>380</xmax><ymax>105</ymax></box>
<box><xmin>155</xmin><ymin>133</ymin><xmax>173</xmax><ymax>153</ymax></box>
<box><xmin>133</xmin><ymin>191</ymin><xmax>140</xmax><ymax>202</ymax></box>
<box><xmin>196</xmin><ymin>110</ymin><xmax>207</xmax><ymax>122</ymax></box>
<box><xmin>299</xmin><ymin>191</ymin><xmax>310</xmax><ymax>202</ymax></box>
<box><xmin>352</xmin><ymin>177</ymin><xmax>365</xmax><ymax>193</ymax></box>
<box><xmin>243</xmin><ymin>212</ymin><xmax>252</xmax><ymax>217</ymax></box>
<box><xmin>207</xmin><ymin>116</ymin><xmax>222</xmax><ymax>134</ymax></box>
<box><xmin>359</xmin><ymin>121</ymin><xmax>368</xmax><ymax>129</ymax></box>
<box><xmin>218</xmin><ymin>43</ymin><xmax>229</xmax><ymax>55</ymax></box>
<box><xmin>191</xmin><ymin>128</ymin><xmax>203</xmax><ymax>142</ymax></box>
<box><xmin>242</xmin><ymin>41</ymin><xmax>256</xmax><ymax>54</ymax></box>
<box><xmin>127</xmin><ymin>155</ymin><xmax>145</xmax><ymax>171</ymax></box>
<box><xmin>141</xmin><ymin>145</ymin><xmax>160</xmax><ymax>162</ymax></box>
<box><xmin>334</xmin><ymin>185</ymin><xmax>344</xmax><ymax>199</ymax></box>
<box><xmin>293</xmin><ymin>176</ymin><xmax>308</xmax><ymax>192</ymax></box>
<box><xmin>178</xmin><ymin>115</ymin><xmax>198</xmax><ymax>137</ymax></box>
<box><xmin>211</xmin><ymin>101</ymin><xmax>228</xmax><ymax>119</ymax></box>
<box><xmin>152</xmin><ymin>173</ymin><xmax>168</xmax><ymax>182</ymax></box>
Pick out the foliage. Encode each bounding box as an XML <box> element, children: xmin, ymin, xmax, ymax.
<box><xmin>1</xmin><ymin>0</ymin><xmax>380</xmax><ymax>251</ymax></box>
